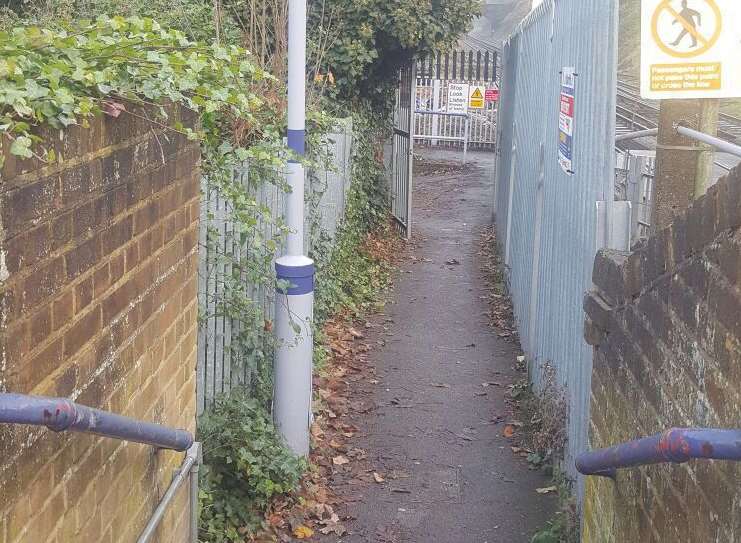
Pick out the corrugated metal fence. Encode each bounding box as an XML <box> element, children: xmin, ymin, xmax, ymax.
<box><xmin>494</xmin><ymin>0</ymin><xmax>619</xmax><ymax>490</ymax></box>
<box><xmin>197</xmin><ymin>120</ymin><xmax>354</xmax><ymax>414</ymax></box>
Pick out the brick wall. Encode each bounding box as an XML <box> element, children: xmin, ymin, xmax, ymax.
<box><xmin>582</xmin><ymin>166</ymin><xmax>741</xmax><ymax>542</ymax></box>
<box><xmin>0</xmin><ymin>106</ymin><xmax>200</xmax><ymax>542</ymax></box>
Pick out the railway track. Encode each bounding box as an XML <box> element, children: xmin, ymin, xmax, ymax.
<box><xmin>617</xmin><ymin>81</ymin><xmax>741</xmax><ymax>142</ymax></box>
<box><xmin>616</xmin><ymin>77</ymin><xmax>741</xmax><ymax>172</ymax></box>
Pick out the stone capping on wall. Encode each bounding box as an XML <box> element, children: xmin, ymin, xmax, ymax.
<box><xmin>585</xmin><ymin>163</ymin><xmax>741</xmax><ymax>342</ymax></box>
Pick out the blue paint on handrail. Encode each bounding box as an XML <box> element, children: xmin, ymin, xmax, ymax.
<box><xmin>0</xmin><ymin>393</ymin><xmax>193</xmax><ymax>451</ymax></box>
<box><xmin>576</xmin><ymin>428</ymin><xmax>741</xmax><ymax>478</ymax></box>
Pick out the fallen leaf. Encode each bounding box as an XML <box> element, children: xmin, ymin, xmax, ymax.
<box><xmin>536</xmin><ymin>486</ymin><xmax>558</xmax><ymax>494</ymax></box>
<box><xmin>319</xmin><ymin>523</ymin><xmax>347</xmax><ymax>536</ymax></box>
<box><xmin>102</xmin><ymin>100</ymin><xmax>126</xmax><ymax>118</ymax></box>
<box><xmin>348</xmin><ymin>327</ymin><xmax>364</xmax><ymax>339</ymax></box>
<box><xmin>293</xmin><ymin>525</ymin><xmax>314</xmax><ymax>539</ymax></box>
<box><xmin>329</xmin><ymin>439</ymin><xmax>343</xmax><ymax>449</ymax></box>
<box><xmin>310</xmin><ymin>422</ymin><xmax>324</xmax><ymax>439</ymax></box>
<box><xmin>332</xmin><ymin>455</ymin><xmax>350</xmax><ymax>466</ymax></box>
<box><xmin>503</xmin><ymin>425</ymin><xmax>516</xmax><ymax>438</ymax></box>
<box><xmin>373</xmin><ymin>472</ymin><xmax>385</xmax><ymax>483</ymax></box>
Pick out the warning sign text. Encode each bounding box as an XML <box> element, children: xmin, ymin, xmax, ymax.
<box><xmin>650</xmin><ymin>62</ymin><xmax>721</xmax><ymax>92</ymax></box>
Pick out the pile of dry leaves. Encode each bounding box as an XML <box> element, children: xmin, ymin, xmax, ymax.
<box><xmin>252</xmin><ymin>228</ymin><xmax>405</xmax><ymax>542</ymax></box>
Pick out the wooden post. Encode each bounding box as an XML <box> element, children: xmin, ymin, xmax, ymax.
<box><xmin>653</xmin><ymin>98</ymin><xmax>719</xmax><ymax>231</ymax></box>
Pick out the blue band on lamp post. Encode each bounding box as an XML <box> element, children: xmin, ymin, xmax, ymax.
<box><xmin>276</xmin><ymin>262</ymin><xmax>315</xmax><ymax>295</ymax></box>
<box><xmin>287</xmin><ymin>129</ymin><xmax>306</xmax><ymax>156</ymax></box>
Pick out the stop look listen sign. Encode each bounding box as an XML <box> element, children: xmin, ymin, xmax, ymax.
<box><xmin>640</xmin><ymin>0</ymin><xmax>741</xmax><ymax>99</ymax></box>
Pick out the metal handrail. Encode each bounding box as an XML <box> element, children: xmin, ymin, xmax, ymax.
<box><xmin>0</xmin><ymin>393</ymin><xmax>200</xmax><ymax>541</ymax></box>
<box><xmin>137</xmin><ymin>442</ymin><xmax>202</xmax><ymax>543</ymax></box>
<box><xmin>0</xmin><ymin>393</ymin><xmax>193</xmax><ymax>450</ymax></box>
<box><xmin>676</xmin><ymin>124</ymin><xmax>741</xmax><ymax>158</ymax></box>
<box><xmin>615</xmin><ymin>128</ymin><xmax>658</xmax><ymax>143</ymax></box>
<box><xmin>576</xmin><ymin>428</ymin><xmax>741</xmax><ymax>478</ymax></box>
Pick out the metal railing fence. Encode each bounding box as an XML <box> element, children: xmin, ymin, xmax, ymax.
<box><xmin>615</xmin><ymin>150</ymin><xmax>655</xmax><ymax>243</ymax></box>
<box><xmin>414</xmin><ymin>50</ymin><xmax>499</xmax><ymax>148</ymax></box>
<box><xmin>197</xmin><ymin>121</ymin><xmax>354</xmax><ymax>414</ymax></box>
<box><xmin>494</xmin><ymin>0</ymin><xmax>619</xmax><ymax>492</ymax></box>
<box><xmin>415</xmin><ymin>78</ymin><xmax>497</xmax><ymax>148</ymax></box>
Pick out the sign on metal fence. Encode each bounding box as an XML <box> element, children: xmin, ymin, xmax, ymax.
<box><xmin>485</xmin><ymin>88</ymin><xmax>500</xmax><ymax>102</ymax></box>
<box><xmin>469</xmin><ymin>85</ymin><xmax>485</xmax><ymax>109</ymax></box>
<box><xmin>558</xmin><ymin>67</ymin><xmax>576</xmax><ymax>175</ymax></box>
<box><xmin>641</xmin><ymin>0</ymin><xmax>741</xmax><ymax>99</ymax></box>
<box><xmin>447</xmin><ymin>83</ymin><xmax>469</xmax><ymax>114</ymax></box>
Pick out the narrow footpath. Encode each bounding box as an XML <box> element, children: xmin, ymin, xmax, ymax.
<box><xmin>320</xmin><ymin>148</ymin><xmax>555</xmax><ymax>542</ymax></box>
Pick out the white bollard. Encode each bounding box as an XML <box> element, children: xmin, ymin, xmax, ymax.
<box><xmin>273</xmin><ymin>254</ymin><xmax>314</xmax><ymax>457</ymax></box>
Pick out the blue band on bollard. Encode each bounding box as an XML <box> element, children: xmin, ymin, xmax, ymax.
<box><xmin>287</xmin><ymin>129</ymin><xmax>306</xmax><ymax>156</ymax></box>
<box><xmin>276</xmin><ymin>262</ymin><xmax>314</xmax><ymax>295</ymax></box>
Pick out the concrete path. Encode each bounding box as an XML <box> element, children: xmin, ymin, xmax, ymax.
<box><xmin>322</xmin><ymin>148</ymin><xmax>555</xmax><ymax>542</ymax></box>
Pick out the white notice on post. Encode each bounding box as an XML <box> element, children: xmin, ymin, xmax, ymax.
<box><xmin>447</xmin><ymin>83</ymin><xmax>469</xmax><ymax>115</ymax></box>
<box><xmin>640</xmin><ymin>0</ymin><xmax>741</xmax><ymax>99</ymax></box>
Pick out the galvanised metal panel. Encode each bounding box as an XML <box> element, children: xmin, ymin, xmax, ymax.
<box><xmin>494</xmin><ymin>35</ymin><xmax>519</xmax><ymax>233</ymax></box>
<box><xmin>494</xmin><ymin>0</ymin><xmax>618</xmax><ymax>493</ymax></box>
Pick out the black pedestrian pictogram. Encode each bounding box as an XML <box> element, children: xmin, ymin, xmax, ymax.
<box><xmin>670</xmin><ymin>0</ymin><xmax>703</xmax><ymax>48</ymax></box>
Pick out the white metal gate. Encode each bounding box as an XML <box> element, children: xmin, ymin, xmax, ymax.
<box><xmin>415</xmin><ymin>50</ymin><xmax>499</xmax><ymax>148</ymax></box>
<box><xmin>391</xmin><ymin>63</ymin><xmax>416</xmax><ymax>238</ymax></box>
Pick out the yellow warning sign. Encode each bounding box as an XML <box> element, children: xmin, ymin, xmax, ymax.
<box><xmin>641</xmin><ymin>0</ymin><xmax>741</xmax><ymax>99</ymax></box>
<box><xmin>469</xmin><ymin>86</ymin><xmax>485</xmax><ymax>109</ymax></box>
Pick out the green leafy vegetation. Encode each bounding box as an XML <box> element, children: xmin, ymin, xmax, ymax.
<box><xmin>305</xmin><ymin>0</ymin><xmax>481</xmax><ymax>108</ymax></box>
<box><xmin>512</xmin><ymin>374</ymin><xmax>578</xmax><ymax>543</ymax></box>
<box><xmin>312</xmin><ymin>111</ymin><xmax>392</xmax><ymax>324</ymax></box>
<box><xmin>531</xmin><ymin>469</ymin><xmax>579</xmax><ymax>543</ymax></box>
<box><xmin>197</xmin><ymin>390</ymin><xmax>306</xmax><ymax>541</ymax></box>
<box><xmin>0</xmin><ymin>15</ymin><xmax>281</xmax><ymax>167</ymax></box>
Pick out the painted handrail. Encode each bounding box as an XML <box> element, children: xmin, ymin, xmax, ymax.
<box><xmin>0</xmin><ymin>393</ymin><xmax>193</xmax><ymax>451</ymax></box>
<box><xmin>576</xmin><ymin>428</ymin><xmax>741</xmax><ymax>478</ymax></box>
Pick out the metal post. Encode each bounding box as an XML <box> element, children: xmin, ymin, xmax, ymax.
<box><xmin>189</xmin><ymin>443</ymin><xmax>202</xmax><ymax>543</ymax></box>
<box><xmin>653</xmin><ymin>98</ymin><xmax>719</xmax><ymax>231</ymax></box>
<box><xmin>273</xmin><ymin>0</ymin><xmax>314</xmax><ymax>457</ymax></box>
<box><xmin>504</xmin><ymin>124</ymin><xmax>517</xmax><ymax>266</ymax></box>
<box><xmin>463</xmin><ymin>115</ymin><xmax>469</xmax><ymax>164</ymax></box>
<box><xmin>137</xmin><ymin>442</ymin><xmax>201</xmax><ymax>543</ymax></box>
<box><xmin>431</xmin><ymin>79</ymin><xmax>441</xmax><ymax>146</ymax></box>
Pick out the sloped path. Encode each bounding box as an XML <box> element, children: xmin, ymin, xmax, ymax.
<box><xmin>321</xmin><ymin>149</ymin><xmax>555</xmax><ymax>542</ymax></box>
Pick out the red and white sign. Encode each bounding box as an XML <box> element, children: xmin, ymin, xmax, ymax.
<box><xmin>559</xmin><ymin>93</ymin><xmax>574</xmax><ymax>117</ymax></box>
<box><xmin>485</xmin><ymin>89</ymin><xmax>500</xmax><ymax>102</ymax></box>
<box><xmin>558</xmin><ymin>67</ymin><xmax>576</xmax><ymax>175</ymax></box>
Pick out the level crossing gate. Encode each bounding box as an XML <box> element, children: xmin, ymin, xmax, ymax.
<box><xmin>415</xmin><ymin>50</ymin><xmax>500</xmax><ymax>148</ymax></box>
<box><xmin>391</xmin><ymin>63</ymin><xmax>416</xmax><ymax>238</ymax></box>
